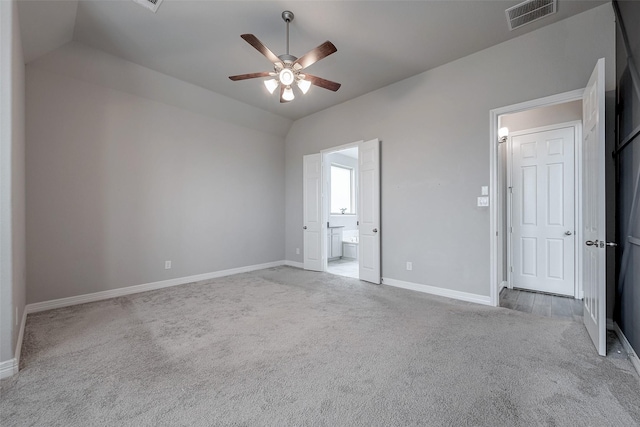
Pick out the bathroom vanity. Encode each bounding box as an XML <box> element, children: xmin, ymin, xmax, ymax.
<box><xmin>327</xmin><ymin>226</ymin><xmax>343</xmax><ymax>261</ymax></box>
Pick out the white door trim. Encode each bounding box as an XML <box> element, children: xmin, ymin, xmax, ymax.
<box><xmin>506</xmin><ymin>121</ymin><xmax>583</xmax><ymax>298</ymax></box>
<box><xmin>489</xmin><ymin>89</ymin><xmax>584</xmax><ymax>307</ymax></box>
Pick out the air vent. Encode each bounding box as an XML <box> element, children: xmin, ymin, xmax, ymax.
<box><xmin>506</xmin><ymin>0</ymin><xmax>557</xmax><ymax>31</ymax></box>
<box><xmin>131</xmin><ymin>0</ymin><xmax>163</xmax><ymax>13</ymax></box>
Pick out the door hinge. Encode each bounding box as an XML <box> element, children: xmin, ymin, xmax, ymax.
<box><xmin>510</xmin><ymin>226</ymin><xmax>513</xmax><ymax>233</ymax></box>
<box><xmin>508</xmin><ymin>186</ymin><xmax>513</xmax><ymax>193</ymax></box>
<box><xmin>510</xmin><ymin>266</ymin><xmax>513</xmax><ymax>272</ymax></box>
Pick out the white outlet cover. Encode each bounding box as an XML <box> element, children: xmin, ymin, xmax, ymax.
<box><xmin>477</xmin><ymin>196</ymin><xmax>489</xmax><ymax>207</ymax></box>
<box><xmin>481</xmin><ymin>186</ymin><xmax>489</xmax><ymax>196</ymax></box>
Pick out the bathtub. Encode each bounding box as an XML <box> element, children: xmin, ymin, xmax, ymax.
<box><xmin>342</xmin><ymin>230</ymin><xmax>359</xmax><ymax>243</ymax></box>
<box><xmin>342</xmin><ymin>230</ymin><xmax>358</xmax><ymax>259</ymax></box>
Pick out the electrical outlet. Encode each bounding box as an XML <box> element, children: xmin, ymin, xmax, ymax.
<box><xmin>165</xmin><ymin>260</ymin><xmax>172</xmax><ymax>269</ymax></box>
<box><xmin>481</xmin><ymin>186</ymin><xmax>489</xmax><ymax>196</ymax></box>
<box><xmin>477</xmin><ymin>196</ymin><xmax>489</xmax><ymax>207</ymax></box>
<box><xmin>406</xmin><ymin>262</ymin><xmax>413</xmax><ymax>271</ymax></box>
<box><xmin>296</xmin><ymin>248</ymin><xmax>300</xmax><ymax>255</ymax></box>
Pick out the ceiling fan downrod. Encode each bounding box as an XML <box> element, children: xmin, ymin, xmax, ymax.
<box><xmin>282</xmin><ymin>11</ymin><xmax>294</xmax><ymax>57</ymax></box>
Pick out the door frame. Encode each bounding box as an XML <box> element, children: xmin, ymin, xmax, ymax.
<box><xmin>320</xmin><ymin>141</ymin><xmax>363</xmax><ymax>273</ymax></box>
<box><xmin>489</xmin><ymin>89</ymin><xmax>585</xmax><ymax>307</ymax></box>
<box><xmin>506</xmin><ymin>121</ymin><xmax>583</xmax><ymax>298</ymax></box>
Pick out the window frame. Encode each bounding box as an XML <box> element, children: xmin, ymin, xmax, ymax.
<box><xmin>329</xmin><ymin>163</ymin><xmax>356</xmax><ymax>215</ymax></box>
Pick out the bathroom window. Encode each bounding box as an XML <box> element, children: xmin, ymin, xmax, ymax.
<box><xmin>330</xmin><ymin>164</ymin><xmax>355</xmax><ymax>214</ymax></box>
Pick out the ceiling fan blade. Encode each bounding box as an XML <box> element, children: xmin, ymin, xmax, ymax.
<box><xmin>303</xmin><ymin>74</ymin><xmax>341</xmax><ymax>92</ymax></box>
<box><xmin>293</xmin><ymin>41</ymin><xmax>337</xmax><ymax>70</ymax></box>
<box><xmin>280</xmin><ymin>85</ymin><xmax>290</xmax><ymax>103</ymax></box>
<box><xmin>229</xmin><ymin>72</ymin><xmax>272</xmax><ymax>81</ymax></box>
<box><xmin>241</xmin><ymin>34</ymin><xmax>282</xmax><ymax>65</ymax></box>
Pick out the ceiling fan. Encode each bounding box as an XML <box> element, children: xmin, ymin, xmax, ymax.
<box><xmin>229</xmin><ymin>11</ymin><xmax>341</xmax><ymax>103</ymax></box>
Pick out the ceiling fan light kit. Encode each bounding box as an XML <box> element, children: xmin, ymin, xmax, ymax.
<box><xmin>229</xmin><ymin>10</ymin><xmax>341</xmax><ymax>103</ymax></box>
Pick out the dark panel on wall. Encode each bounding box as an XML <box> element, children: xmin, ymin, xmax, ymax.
<box><xmin>614</xmin><ymin>0</ymin><xmax>640</xmax><ymax>354</ymax></box>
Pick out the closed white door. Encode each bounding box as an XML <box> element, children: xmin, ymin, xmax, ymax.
<box><xmin>303</xmin><ymin>154</ymin><xmax>323</xmax><ymax>271</ymax></box>
<box><xmin>358</xmin><ymin>139</ymin><xmax>381</xmax><ymax>284</ymax></box>
<box><xmin>582</xmin><ymin>58</ymin><xmax>607</xmax><ymax>356</ymax></box>
<box><xmin>510</xmin><ymin>126</ymin><xmax>575</xmax><ymax>296</ymax></box>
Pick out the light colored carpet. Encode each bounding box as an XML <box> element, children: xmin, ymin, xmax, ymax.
<box><xmin>1</xmin><ymin>266</ymin><xmax>639</xmax><ymax>426</ymax></box>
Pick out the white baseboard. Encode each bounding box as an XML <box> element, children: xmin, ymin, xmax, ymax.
<box><xmin>612</xmin><ymin>322</ymin><xmax>640</xmax><ymax>377</ymax></box>
<box><xmin>26</xmin><ymin>260</ymin><xmax>287</xmax><ymax>314</ymax></box>
<box><xmin>0</xmin><ymin>308</ymin><xmax>28</xmax><ymax>379</ymax></box>
<box><xmin>283</xmin><ymin>260</ymin><xmax>303</xmax><ymax>269</ymax></box>
<box><xmin>381</xmin><ymin>277</ymin><xmax>492</xmax><ymax>306</ymax></box>
<box><xmin>0</xmin><ymin>358</ymin><xmax>18</xmax><ymax>380</ymax></box>
<box><xmin>15</xmin><ymin>307</ymin><xmax>27</xmax><ymax>368</ymax></box>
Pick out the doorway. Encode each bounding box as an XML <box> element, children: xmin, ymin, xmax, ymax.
<box><xmin>324</xmin><ymin>146</ymin><xmax>359</xmax><ymax>279</ymax></box>
<box><xmin>490</xmin><ymin>91</ymin><xmax>585</xmax><ymax>307</ymax></box>
<box><xmin>498</xmin><ymin>100</ymin><xmax>583</xmax><ymax>297</ymax></box>
<box><xmin>496</xmin><ymin>104</ymin><xmax>584</xmax><ymax>320</ymax></box>
<box><xmin>303</xmin><ymin>138</ymin><xmax>381</xmax><ymax>284</ymax></box>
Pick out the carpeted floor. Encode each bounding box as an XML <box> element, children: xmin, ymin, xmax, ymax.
<box><xmin>1</xmin><ymin>266</ymin><xmax>639</xmax><ymax>426</ymax></box>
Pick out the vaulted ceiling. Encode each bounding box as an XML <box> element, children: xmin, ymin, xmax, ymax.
<box><xmin>18</xmin><ymin>0</ymin><xmax>606</xmax><ymax>121</ymax></box>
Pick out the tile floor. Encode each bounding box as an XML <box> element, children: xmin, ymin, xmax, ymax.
<box><xmin>499</xmin><ymin>287</ymin><xmax>583</xmax><ymax>322</ymax></box>
<box><xmin>327</xmin><ymin>258</ymin><xmax>359</xmax><ymax>279</ymax></box>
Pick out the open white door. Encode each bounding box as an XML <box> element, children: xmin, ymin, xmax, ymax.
<box><xmin>358</xmin><ymin>139</ymin><xmax>381</xmax><ymax>284</ymax></box>
<box><xmin>582</xmin><ymin>58</ymin><xmax>607</xmax><ymax>356</ymax></box>
<box><xmin>303</xmin><ymin>154</ymin><xmax>323</xmax><ymax>271</ymax></box>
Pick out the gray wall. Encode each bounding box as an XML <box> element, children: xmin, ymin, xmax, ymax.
<box><xmin>0</xmin><ymin>0</ymin><xmax>26</xmax><ymax>363</ymax></box>
<box><xmin>25</xmin><ymin>44</ymin><xmax>286</xmax><ymax>304</ymax></box>
<box><xmin>615</xmin><ymin>0</ymin><xmax>640</xmax><ymax>355</ymax></box>
<box><xmin>285</xmin><ymin>4</ymin><xmax>616</xmax><ymax>298</ymax></box>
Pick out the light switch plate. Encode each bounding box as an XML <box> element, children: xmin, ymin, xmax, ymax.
<box><xmin>481</xmin><ymin>186</ymin><xmax>489</xmax><ymax>196</ymax></box>
<box><xmin>477</xmin><ymin>196</ymin><xmax>489</xmax><ymax>207</ymax></box>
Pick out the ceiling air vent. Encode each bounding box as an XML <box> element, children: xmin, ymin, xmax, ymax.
<box><xmin>506</xmin><ymin>0</ymin><xmax>557</xmax><ymax>31</ymax></box>
<box><xmin>131</xmin><ymin>0</ymin><xmax>163</xmax><ymax>13</ymax></box>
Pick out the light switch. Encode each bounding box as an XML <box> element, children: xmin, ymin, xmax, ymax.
<box><xmin>477</xmin><ymin>196</ymin><xmax>489</xmax><ymax>207</ymax></box>
<box><xmin>481</xmin><ymin>186</ymin><xmax>489</xmax><ymax>196</ymax></box>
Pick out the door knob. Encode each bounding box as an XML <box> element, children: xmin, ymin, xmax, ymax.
<box><xmin>585</xmin><ymin>240</ymin><xmax>598</xmax><ymax>246</ymax></box>
<box><xmin>564</xmin><ymin>231</ymin><xmax>572</xmax><ymax>236</ymax></box>
<box><xmin>373</xmin><ymin>228</ymin><xmax>378</xmax><ymax>233</ymax></box>
<box><xmin>303</xmin><ymin>226</ymin><xmax>307</xmax><ymax>230</ymax></box>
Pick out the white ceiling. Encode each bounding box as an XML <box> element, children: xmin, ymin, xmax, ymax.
<box><xmin>18</xmin><ymin>0</ymin><xmax>606</xmax><ymax>121</ymax></box>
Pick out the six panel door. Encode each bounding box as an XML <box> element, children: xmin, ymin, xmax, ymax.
<box><xmin>511</xmin><ymin>126</ymin><xmax>576</xmax><ymax>296</ymax></box>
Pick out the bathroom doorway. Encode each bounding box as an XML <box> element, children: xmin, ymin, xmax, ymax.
<box><xmin>323</xmin><ymin>146</ymin><xmax>359</xmax><ymax>279</ymax></box>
